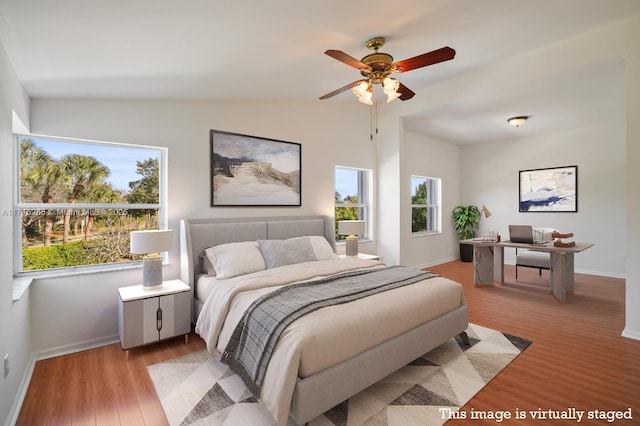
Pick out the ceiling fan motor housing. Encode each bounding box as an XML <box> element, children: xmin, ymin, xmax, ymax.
<box><xmin>360</xmin><ymin>52</ymin><xmax>394</xmax><ymax>83</ymax></box>
<box><xmin>360</xmin><ymin>37</ymin><xmax>394</xmax><ymax>83</ymax></box>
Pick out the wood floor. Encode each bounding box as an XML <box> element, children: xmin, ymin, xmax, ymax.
<box><xmin>16</xmin><ymin>261</ymin><xmax>640</xmax><ymax>425</ymax></box>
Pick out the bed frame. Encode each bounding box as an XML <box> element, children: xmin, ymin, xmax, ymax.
<box><xmin>180</xmin><ymin>215</ymin><xmax>468</xmax><ymax>425</ymax></box>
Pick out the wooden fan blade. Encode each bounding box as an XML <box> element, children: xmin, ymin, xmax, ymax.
<box><xmin>397</xmin><ymin>82</ymin><xmax>415</xmax><ymax>101</ymax></box>
<box><xmin>325</xmin><ymin>50</ymin><xmax>372</xmax><ymax>71</ymax></box>
<box><xmin>319</xmin><ymin>80</ymin><xmax>365</xmax><ymax>100</ymax></box>
<box><xmin>393</xmin><ymin>46</ymin><xmax>456</xmax><ymax>73</ymax></box>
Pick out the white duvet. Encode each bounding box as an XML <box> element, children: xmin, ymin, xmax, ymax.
<box><xmin>195</xmin><ymin>258</ymin><xmax>466</xmax><ymax>425</ymax></box>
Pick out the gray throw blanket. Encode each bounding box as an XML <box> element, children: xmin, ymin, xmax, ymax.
<box><xmin>221</xmin><ymin>266</ymin><xmax>438</xmax><ymax>395</ymax></box>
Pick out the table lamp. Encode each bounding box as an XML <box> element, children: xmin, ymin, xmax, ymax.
<box><xmin>338</xmin><ymin>220</ymin><xmax>366</xmax><ymax>257</ymax></box>
<box><xmin>130</xmin><ymin>229</ymin><xmax>174</xmax><ymax>290</ymax></box>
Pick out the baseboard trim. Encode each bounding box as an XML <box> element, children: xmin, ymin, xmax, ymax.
<box><xmin>5</xmin><ymin>352</ymin><xmax>36</xmax><ymax>426</ymax></box>
<box><xmin>31</xmin><ymin>334</ymin><xmax>120</xmax><ymax>362</ymax></box>
<box><xmin>414</xmin><ymin>257</ymin><xmax>458</xmax><ymax>270</ymax></box>
<box><xmin>423</xmin><ymin>259</ymin><xmax>624</xmax><ymax>279</ymax></box>
<box><xmin>6</xmin><ymin>335</ymin><xmax>119</xmax><ymax>426</ymax></box>
<box><xmin>621</xmin><ymin>327</ymin><xmax>640</xmax><ymax>341</ymax></box>
<box><xmin>502</xmin><ymin>260</ymin><xmax>625</xmax><ymax>280</ymax></box>
<box><xmin>573</xmin><ymin>269</ymin><xmax>626</xmax><ymax>279</ymax></box>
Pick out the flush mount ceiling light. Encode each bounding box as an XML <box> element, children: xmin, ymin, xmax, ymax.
<box><xmin>507</xmin><ymin>116</ymin><xmax>529</xmax><ymax>127</ymax></box>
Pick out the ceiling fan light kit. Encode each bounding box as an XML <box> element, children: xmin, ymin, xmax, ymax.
<box><xmin>353</xmin><ymin>80</ymin><xmax>374</xmax><ymax>105</ymax></box>
<box><xmin>382</xmin><ymin>77</ymin><xmax>402</xmax><ymax>102</ymax></box>
<box><xmin>320</xmin><ymin>36</ymin><xmax>456</xmax><ymax>104</ymax></box>
<box><xmin>508</xmin><ymin>116</ymin><xmax>529</xmax><ymax>127</ymax></box>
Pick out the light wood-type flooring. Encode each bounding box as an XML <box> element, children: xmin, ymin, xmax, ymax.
<box><xmin>16</xmin><ymin>261</ymin><xmax>640</xmax><ymax>425</ymax></box>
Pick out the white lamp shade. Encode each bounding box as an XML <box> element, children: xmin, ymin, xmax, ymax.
<box><xmin>130</xmin><ymin>230</ymin><xmax>174</xmax><ymax>254</ymax></box>
<box><xmin>338</xmin><ymin>220</ymin><xmax>366</xmax><ymax>236</ymax></box>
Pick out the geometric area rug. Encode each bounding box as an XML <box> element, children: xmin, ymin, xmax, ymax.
<box><xmin>148</xmin><ymin>323</ymin><xmax>531</xmax><ymax>426</ymax></box>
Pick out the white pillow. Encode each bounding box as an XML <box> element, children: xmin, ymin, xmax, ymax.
<box><xmin>204</xmin><ymin>241</ymin><xmax>266</xmax><ymax>279</ymax></box>
<box><xmin>303</xmin><ymin>236</ymin><xmax>338</xmax><ymax>260</ymax></box>
<box><xmin>198</xmin><ymin>251</ymin><xmax>216</xmax><ymax>276</ymax></box>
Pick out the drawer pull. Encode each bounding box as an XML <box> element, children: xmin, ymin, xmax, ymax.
<box><xmin>156</xmin><ymin>307</ymin><xmax>163</xmax><ymax>332</ymax></box>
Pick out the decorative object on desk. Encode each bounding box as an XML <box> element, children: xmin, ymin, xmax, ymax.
<box><xmin>210</xmin><ymin>129</ymin><xmax>301</xmax><ymax>207</ymax></box>
<box><xmin>507</xmin><ymin>116</ymin><xmax>529</xmax><ymax>127</ymax></box>
<box><xmin>480</xmin><ymin>230</ymin><xmax>500</xmax><ymax>242</ymax></box>
<box><xmin>338</xmin><ymin>220</ymin><xmax>365</xmax><ymax>257</ymax></box>
<box><xmin>130</xmin><ymin>229</ymin><xmax>174</xmax><ymax>290</ymax></box>
<box><xmin>519</xmin><ymin>165</ymin><xmax>577</xmax><ymax>212</ymax></box>
<box><xmin>453</xmin><ymin>205</ymin><xmax>481</xmax><ymax>262</ymax></box>
<box><xmin>553</xmin><ymin>232</ymin><xmax>576</xmax><ymax>247</ymax></box>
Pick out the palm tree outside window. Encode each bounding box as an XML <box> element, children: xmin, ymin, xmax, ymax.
<box><xmin>15</xmin><ymin>135</ymin><xmax>167</xmax><ymax>274</ymax></box>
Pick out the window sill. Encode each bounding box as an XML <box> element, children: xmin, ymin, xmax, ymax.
<box><xmin>411</xmin><ymin>231</ymin><xmax>442</xmax><ymax>237</ymax></box>
<box><xmin>13</xmin><ymin>276</ymin><xmax>33</xmax><ymax>302</ymax></box>
<box><xmin>12</xmin><ymin>262</ymin><xmax>144</xmax><ymax>302</ymax></box>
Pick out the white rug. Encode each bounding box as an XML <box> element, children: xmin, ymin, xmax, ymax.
<box><xmin>148</xmin><ymin>323</ymin><xmax>531</xmax><ymax>426</ymax></box>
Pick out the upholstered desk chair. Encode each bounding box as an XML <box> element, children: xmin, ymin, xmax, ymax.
<box><xmin>515</xmin><ymin>228</ymin><xmax>556</xmax><ymax>280</ymax></box>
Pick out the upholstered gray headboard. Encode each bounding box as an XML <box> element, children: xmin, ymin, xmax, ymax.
<box><xmin>180</xmin><ymin>215</ymin><xmax>336</xmax><ymax>321</ymax></box>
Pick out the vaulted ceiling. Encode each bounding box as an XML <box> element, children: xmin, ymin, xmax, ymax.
<box><xmin>1</xmin><ymin>0</ymin><xmax>638</xmax><ymax>144</ymax></box>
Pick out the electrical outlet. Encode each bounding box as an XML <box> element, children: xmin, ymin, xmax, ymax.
<box><xmin>3</xmin><ymin>354</ymin><xmax>8</xmax><ymax>378</ymax></box>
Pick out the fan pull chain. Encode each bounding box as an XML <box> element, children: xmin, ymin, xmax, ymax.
<box><xmin>370</xmin><ymin>104</ymin><xmax>373</xmax><ymax>140</ymax></box>
<box><xmin>375</xmin><ymin>102</ymin><xmax>378</xmax><ymax>136</ymax></box>
<box><xmin>369</xmin><ymin>102</ymin><xmax>379</xmax><ymax>141</ymax></box>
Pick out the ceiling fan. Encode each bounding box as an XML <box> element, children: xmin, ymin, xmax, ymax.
<box><xmin>319</xmin><ymin>36</ymin><xmax>455</xmax><ymax>105</ymax></box>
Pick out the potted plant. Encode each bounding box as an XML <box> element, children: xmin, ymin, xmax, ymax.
<box><xmin>453</xmin><ymin>205</ymin><xmax>481</xmax><ymax>262</ymax></box>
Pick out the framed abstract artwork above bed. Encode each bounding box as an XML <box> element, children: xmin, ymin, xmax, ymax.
<box><xmin>210</xmin><ymin>130</ymin><xmax>301</xmax><ymax>206</ymax></box>
<box><xmin>519</xmin><ymin>165</ymin><xmax>578</xmax><ymax>212</ymax></box>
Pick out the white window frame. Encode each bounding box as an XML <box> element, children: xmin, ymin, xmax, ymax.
<box><xmin>411</xmin><ymin>175</ymin><xmax>442</xmax><ymax>235</ymax></box>
<box><xmin>334</xmin><ymin>166</ymin><xmax>373</xmax><ymax>241</ymax></box>
<box><xmin>13</xmin><ymin>134</ymin><xmax>168</xmax><ymax>277</ymax></box>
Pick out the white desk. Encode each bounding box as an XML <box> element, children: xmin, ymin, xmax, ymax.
<box><xmin>461</xmin><ymin>239</ymin><xmax>594</xmax><ymax>303</ymax></box>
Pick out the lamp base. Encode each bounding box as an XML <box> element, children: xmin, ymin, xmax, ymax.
<box><xmin>345</xmin><ymin>235</ymin><xmax>359</xmax><ymax>257</ymax></box>
<box><xmin>142</xmin><ymin>255</ymin><xmax>163</xmax><ymax>290</ymax></box>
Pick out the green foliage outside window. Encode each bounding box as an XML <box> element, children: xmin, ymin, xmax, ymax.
<box><xmin>335</xmin><ymin>192</ymin><xmax>360</xmax><ymax>240</ymax></box>
<box><xmin>412</xmin><ymin>181</ymin><xmax>428</xmax><ymax>233</ymax></box>
<box><xmin>22</xmin><ymin>241</ymin><xmax>91</xmax><ymax>270</ymax></box>
<box><xmin>18</xmin><ymin>137</ymin><xmax>161</xmax><ymax>271</ymax></box>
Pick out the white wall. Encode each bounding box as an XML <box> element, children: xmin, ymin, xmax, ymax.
<box><xmin>623</xmin><ymin>31</ymin><xmax>640</xmax><ymax>340</ymax></box>
<box><xmin>0</xmin><ymin>40</ymin><xmax>32</xmax><ymax>426</ymax></box>
<box><xmin>460</xmin><ymin>123</ymin><xmax>626</xmax><ymax>276</ymax></box>
<box><xmin>374</xmin><ymin>107</ymin><xmax>401</xmax><ymax>266</ymax></box>
<box><xmin>400</xmin><ymin>130</ymin><xmax>461</xmax><ymax>268</ymax></box>
<box><xmin>26</xmin><ymin>98</ymin><xmax>375</xmax><ymax>354</ymax></box>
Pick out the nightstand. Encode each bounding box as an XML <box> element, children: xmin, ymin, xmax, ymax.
<box><xmin>118</xmin><ymin>279</ymin><xmax>191</xmax><ymax>359</ymax></box>
<box><xmin>339</xmin><ymin>253</ymin><xmax>381</xmax><ymax>261</ymax></box>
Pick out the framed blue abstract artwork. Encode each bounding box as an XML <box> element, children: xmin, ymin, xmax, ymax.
<box><xmin>519</xmin><ymin>165</ymin><xmax>577</xmax><ymax>212</ymax></box>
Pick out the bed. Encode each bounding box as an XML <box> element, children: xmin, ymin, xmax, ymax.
<box><xmin>180</xmin><ymin>215</ymin><xmax>468</xmax><ymax>425</ymax></box>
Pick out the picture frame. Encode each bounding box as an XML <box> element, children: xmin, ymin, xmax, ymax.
<box><xmin>210</xmin><ymin>130</ymin><xmax>301</xmax><ymax>206</ymax></box>
<box><xmin>519</xmin><ymin>165</ymin><xmax>578</xmax><ymax>212</ymax></box>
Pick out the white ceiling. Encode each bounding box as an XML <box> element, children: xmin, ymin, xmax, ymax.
<box><xmin>1</xmin><ymin>0</ymin><xmax>638</xmax><ymax>144</ymax></box>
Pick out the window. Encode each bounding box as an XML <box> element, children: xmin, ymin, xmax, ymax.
<box><xmin>14</xmin><ymin>135</ymin><xmax>167</xmax><ymax>274</ymax></box>
<box><xmin>334</xmin><ymin>166</ymin><xmax>371</xmax><ymax>240</ymax></box>
<box><xmin>411</xmin><ymin>175</ymin><xmax>441</xmax><ymax>235</ymax></box>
